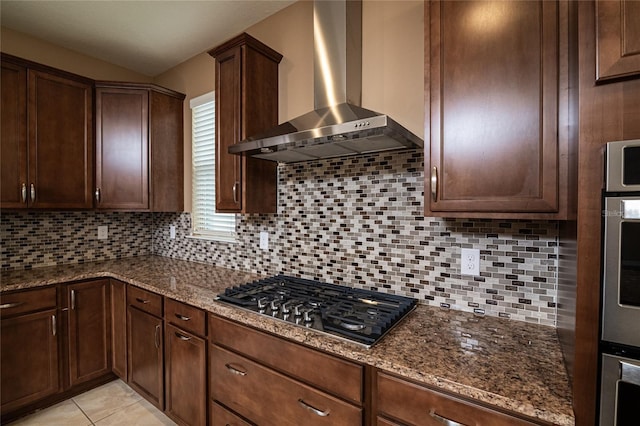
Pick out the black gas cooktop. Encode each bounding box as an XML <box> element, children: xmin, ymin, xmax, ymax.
<box><xmin>217</xmin><ymin>275</ymin><xmax>417</xmax><ymax>348</ymax></box>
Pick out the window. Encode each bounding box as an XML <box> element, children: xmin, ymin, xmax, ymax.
<box><xmin>190</xmin><ymin>92</ymin><xmax>236</xmax><ymax>242</ymax></box>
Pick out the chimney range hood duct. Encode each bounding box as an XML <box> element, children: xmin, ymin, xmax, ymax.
<box><xmin>228</xmin><ymin>0</ymin><xmax>423</xmax><ymax>163</ymax></box>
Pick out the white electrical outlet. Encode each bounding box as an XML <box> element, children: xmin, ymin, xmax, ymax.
<box><xmin>259</xmin><ymin>231</ymin><xmax>269</xmax><ymax>251</ymax></box>
<box><xmin>97</xmin><ymin>225</ymin><xmax>108</xmax><ymax>240</ymax></box>
<box><xmin>170</xmin><ymin>225</ymin><xmax>176</xmax><ymax>239</ymax></box>
<box><xmin>461</xmin><ymin>248</ymin><xmax>480</xmax><ymax>276</ymax></box>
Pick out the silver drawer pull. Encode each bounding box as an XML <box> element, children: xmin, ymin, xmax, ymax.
<box><xmin>154</xmin><ymin>325</ymin><xmax>160</xmax><ymax>348</ymax></box>
<box><xmin>297</xmin><ymin>399</ymin><xmax>330</xmax><ymax>417</ymax></box>
<box><xmin>225</xmin><ymin>363</ymin><xmax>247</xmax><ymax>376</ymax></box>
<box><xmin>175</xmin><ymin>313</ymin><xmax>190</xmax><ymax>321</ymax></box>
<box><xmin>21</xmin><ymin>183</ymin><xmax>27</xmax><ymax>203</ymax></box>
<box><xmin>52</xmin><ymin>315</ymin><xmax>56</xmax><ymax>336</ymax></box>
<box><xmin>175</xmin><ymin>331</ymin><xmax>191</xmax><ymax>341</ymax></box>
<box><xmin>431</xmin><ymin>166</ymin><xmax>438</xmax><ymax>202</ymax></box>
<box><xmin>429</xmin><ymin>409</ymin><xmax>465</xmax><ymax>426</ymax></box>
<box><xmin>136</xmin><ymin>297</ymin><xmax>150</xmax><ymax>304</ymax></box>
<box><xmin>0</xmin><ymin>302</ymin><xmax>23</xmax><ymax>309</ymax></box>
<box><xmin>30</xmin><ymin>183</ymin><xmax>35</xmax><ymax>203</ymax></box>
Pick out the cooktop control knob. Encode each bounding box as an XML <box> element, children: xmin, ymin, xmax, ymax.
<box><xmin>282</xmin><ymin>301</ymin><xmax>293</xmax><ymax>314</ymax></box>
<box><xmin>303</xmin><ymin>310</ymin><xmax>314</xmax><ymax>323</ymax></box>
<box><xmin>270</xmin><ymin>300</ymin><xmax>281</xmax><ymax>311</ymax></box>
<box><xmin>293</xmin><ymin>303</ymin><xmax>304</xmax><ymax>317</ymax></box>
<box><xmin>257</xmin><ymin>297</ymin><xmax>268</xmax><ymax>309</ymax></box>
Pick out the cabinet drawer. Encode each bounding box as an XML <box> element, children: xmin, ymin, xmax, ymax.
<box><xmin>210</xmin><ymin>400</ymin><xmax>253</xmax><ymax>426</ymax></box>
<box><xmin>165</xmin><ymin>298</ymin><xmax>205</xmax><ymax>336</ymax></box>
<box><xmin>210</xmin><ymin>315</ymin><xmax>362</xmax><ymax>404</ymax></box>
<box><xmin>127</xmin><ymin>286</ymin><xmax>162</xmax><ymax>317</ymax></box>
<box><xmin>211</xmin><ymin>345</ymin><xmax>362</xmax><ymax>426</ymax></box>
<box><xmin>377</xmin><ymin>372</ymin><xmax>535</xmax><ymax>426</ymax></box>
<box><xmin>0</xmin><ymin>286</ymin><xmax>56</xmax><ymax>318</ymax></box>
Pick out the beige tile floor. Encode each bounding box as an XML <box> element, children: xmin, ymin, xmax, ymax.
<box><xmin>8</xmin><ymin>380</ymin><xmax>176</xmax><ymax>426</ymax></box>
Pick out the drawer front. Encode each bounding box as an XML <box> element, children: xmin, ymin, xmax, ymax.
<box><xmin>377</xmin><ymin>373</ymin><xmax>535</xmax><ymax>426</ymax></box>
<box><xmin>0</xmin><ymin>286</ymin><xmax>57</xmax><ymax>318</ymax></box>
<box><xmin>210</xmin><ymin>400</ymin><xmax>253</xmax><ymax>426</ymax></box>
<box><xmin>165</xmin><ymin>298</ymin><xmax>205</xmax><ymax>336</ymax></box>
<box><xmin>210</xmin><ymin>315</ymin><xmax>363</xmax><ymax>404</ymax></box>
<box><xmin>377</xmin><ymin>416</ymin><xmax>401</xmax><ymax>426</ymax></box>
<box><xmin>211</xmin><ymin>345</ymin><xmax>362</xmax><ymax>426</ymax></box>
<box><xmin>127</xmin><ymin>286</ymin><xmax>162</xmax><ymax>317</ymax></box>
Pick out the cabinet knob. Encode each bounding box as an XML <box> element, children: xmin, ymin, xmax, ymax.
<box><xmin>21</xmin><ymin>183</ymin><xmax>27</xmax><ymax>203</ymax></box>
<box><xmin>431</xmin><ymin>166</ymin><xmax>438</xmax><ymax>202</ymax></box>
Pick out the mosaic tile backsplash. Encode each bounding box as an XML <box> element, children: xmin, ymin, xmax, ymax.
<box><xmin>1</xmin><ymin>211</ymin><xmax>152</xmax><ymax>270</ymax></box>
<box><xmin>1</xmin><ymin>149</ymin><xmax>558</xmax><ymax>325</ymax></box>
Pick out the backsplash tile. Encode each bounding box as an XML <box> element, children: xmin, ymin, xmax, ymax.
<box><xmin>1</xmin><ymin>211</ymin><xmax>152</xmax><ymax>270</ymax></box>
<box><xmin>1</xmin><ymin>150</ymin><xmax>558</xmax><ymax>325</ymax></box>
<box><xmin>153</xmin><ymin>150</ymin><xmax>559</xmax><ymax>326</ymax></box>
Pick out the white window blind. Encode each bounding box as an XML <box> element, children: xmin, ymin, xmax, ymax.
<box><xmin>190</xmin><ymin>92</ymin><xmax>236</xmax><ymax>241</ymax></box>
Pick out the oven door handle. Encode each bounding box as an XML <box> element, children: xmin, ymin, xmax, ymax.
<box><xmin>620</xmin><ymin>361</ymin><xmax>640</xmax><ymax>386</ymax></box>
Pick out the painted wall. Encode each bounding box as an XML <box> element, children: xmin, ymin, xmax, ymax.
<box><xmin>1</xmin><ymin>27</ymin><xmax>152</xmax><ymax>82</ymax></box>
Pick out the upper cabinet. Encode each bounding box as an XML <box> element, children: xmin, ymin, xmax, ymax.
<box><xmin>1</xmin><ymin>55</ymin><xmax>94</xmax><ymax>209</ymax></box>
<box><xmin>596</xmin><ymin>0</ymin><xmax>640</xmax><ymax>82</ymax></box>
<box><xmin>208</xmin><ymin>33</ymin><xmax>282</xmax><ymax>214</ymax></box>
<box><xmin>95</xmin><ymin>82</ymin><xmax>185</xmax><ymax>212</ymax></box>
<box><xmin>425</xmin><ymin>0</ymin><xmax>576</xmax><ymax>219</ymax></box>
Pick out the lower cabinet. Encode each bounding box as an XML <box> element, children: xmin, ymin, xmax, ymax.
<box><xmin>0</xmin><ymin>286</ymin><xmax>59</xmax><ymax>415</ymax></box>
<box><xmin>376</xmin><ymin>372</ymin><xmax>537</xmax><ymax>426</ymax></box>
<box><xmin>209</xmin><ymin>315</ymin><xmax>364</xmax><ymax>426</ymax></box>
<box><xmin>164</xmin><ymin>298</ymin><xmax>207</xmax><ymax>426</ymax></box>
<box><xmin>110</xmin><ymin>279</ymin><xmax>127</xmax><ymax>380</ymax></box>
<box><xmin>66</xmin><ymin>279</ymin><xmax>111</xmax><ymax>387</ymax></box>
<box><xmin>210</xmin><ymin>400</ymin><xmax>252</xmax><ymax>426</ymax></box>
<box><xmin>127</xmin><ymin>305</ymin><xmax>164</xmax><ymax>409</ymax></box>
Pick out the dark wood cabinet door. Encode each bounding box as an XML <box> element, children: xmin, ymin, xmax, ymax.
<box><xmin>214</xmin><ymin>46</ymin><xmax>242</xmax><ymax>212</ymax></box>
<box><xmin>28</xmin><ymin>70</ymin><xmax>93</xmax><ymax>209</ymax></box>
<box><xmin>127</xmin><ymin>306</ymin><xmax>163</xmax><ymax>409</ymax></box>
<box><xmin>427</xmin><ymin>0</ymin><xmax>560</xmax><ymax>215</ymax></box>
<box><xmin>210</xmin><ymin>34</ymin><xmax>282</xmax><ymax>214</ymax></box>
<box><xmin>1</xmin><ymin>59</ymin><xmax>27</xmax><ymax>209</ymax></box>
<box><xmin>596</xmin><ymin>0</ymin><xmax>640</xmax><ymax>81</ymax></box>
<box><xmin>150</xmin><ymin>90</ymin><xmax>184</xmax><ymax>212</ymax></box>
<box><xmin>110</xmin><ymin>280</ymin><xmax>127</xmax><ymax>380</ymax></box>
<box><xmin>95</xmin><ymin>87</ymin><xmax>149</xmax><ymax>210</ymax></box>
<box><xmin>67</xmin><ymin>280</ymin><xmax>111</xmax><ymax>387</ymax></box>
<box><xmin>0</xmin><ymin>309</ymin><xmax>59</xmax><ymax>414</ymax></box>
<box><xmin>165</xmin><ymin>324</ymin><xmax>206</xmax><ymax>426</ymax></box>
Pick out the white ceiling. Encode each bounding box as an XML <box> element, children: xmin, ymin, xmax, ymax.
<box><xmin>0</xmin><ymin>0</ymin><xmax>297</xmax><ymax>76</ymax></box>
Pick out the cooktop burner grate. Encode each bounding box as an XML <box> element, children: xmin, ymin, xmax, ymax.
<box><xmin>217</xmin><ymin>275</ymin><xmax>417</xmax><ymax>348</ymax></box>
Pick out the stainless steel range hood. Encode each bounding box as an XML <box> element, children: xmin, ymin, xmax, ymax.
<box><xmin>228</xmin><ymin>0</ymin><xmax>423</xmax><ymax>163</ymax></box>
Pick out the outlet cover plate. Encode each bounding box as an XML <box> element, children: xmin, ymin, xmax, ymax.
<box><xmin>170</xmin><ymin>225</ymin><xmax>176</xmax><ymax>239</ymax></box>
<box><xmin>461</xmin><ymin>248</ymin><xmax>480</xmax><ymax>276</ymax></box>
<box><xmin>259</xmin><ymin>231</ymin><xmax>269</xmax><ymax>251</ymax></box>
<box><xmin>97</xmin><ymin>225</ymin><xmax>108</xmax><ymax>240</ymax></box>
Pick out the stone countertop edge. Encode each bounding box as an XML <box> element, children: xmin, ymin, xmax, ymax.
<box><xmin>0</xmin><ymin>255</ymin><xmax>575</xmax><ymax>426</ymax></box>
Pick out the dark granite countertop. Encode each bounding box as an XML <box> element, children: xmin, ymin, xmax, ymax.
<box><xmin>0</xmin><ymin>255</ymin><xmax>574</xmax><ymax>425</ymax></box>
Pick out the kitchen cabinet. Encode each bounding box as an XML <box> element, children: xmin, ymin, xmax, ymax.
<box><xmin>127</xmin><ymin>286</ymin><xmax>164</xmax><ymax>409</ymax></box>
<box><xmin>66</xmin><ymin>280</ymin><xmax>111</xmax><ymax>387</ymax></box>
<box><xmin>209</xmin><ymin>315</ymin><xmax>363</xmax><ymax>425</ymax></box>
<box><xmin>95</xmin><ymin>82</ymin><xmax>185</xmax><ymax>211</ymax></box>
<box><xmin>596</xmin><ymin>0</ymin><xmax>640</xmax><ymax>81</ymax></box>
<box><xmin>164</xmin><ymin>299</ymin><xmax>207</xmax><ymax>426</ymax></box>
<box><xmin>0</xmin><ymin>287</ymin><xmax>59</xmax><ymax>415</ymax></box>
<box><xmin>208</xmin><ymin>33</ymin><xmax>282</xmax><ymax>214</ymax></box>
<box><xmin>0</xmin><ymin>54</ymin><xmax>93</xmax><ymax>209</ymax></box>
<box><xmin>425</xmin><ymin>0</ymin><xmax>576</xmax><ymax>219</ymax></box>
<box><xmin>110</xmin><ymin>279</ymin><xmax>127</xmax><ymax>380</ymax></box>
<box><xmin>376</xmin><ymin>372</ymin><xmax>536</xmax><ymax>426</ymax></box>
<box><xmin>210</xmin><ymin>400</ymin><xmax>252</xmax><ymax>426</ymax></box>
<box><xmin>1</xmin><ymin>59</ymin><xmax>27</xmax><ymax>209</ymax></box>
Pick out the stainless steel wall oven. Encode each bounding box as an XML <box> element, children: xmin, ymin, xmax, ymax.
<box><xmin>600</xmin><ymin>139</ymin><xmax>640</xmax><ymax>426</ymax></box>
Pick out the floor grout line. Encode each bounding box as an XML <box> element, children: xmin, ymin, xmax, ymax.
<box><xmin>71</xmin><ymin>399</ymin><xmax>94</xmax><ymax>426</ymax></box>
